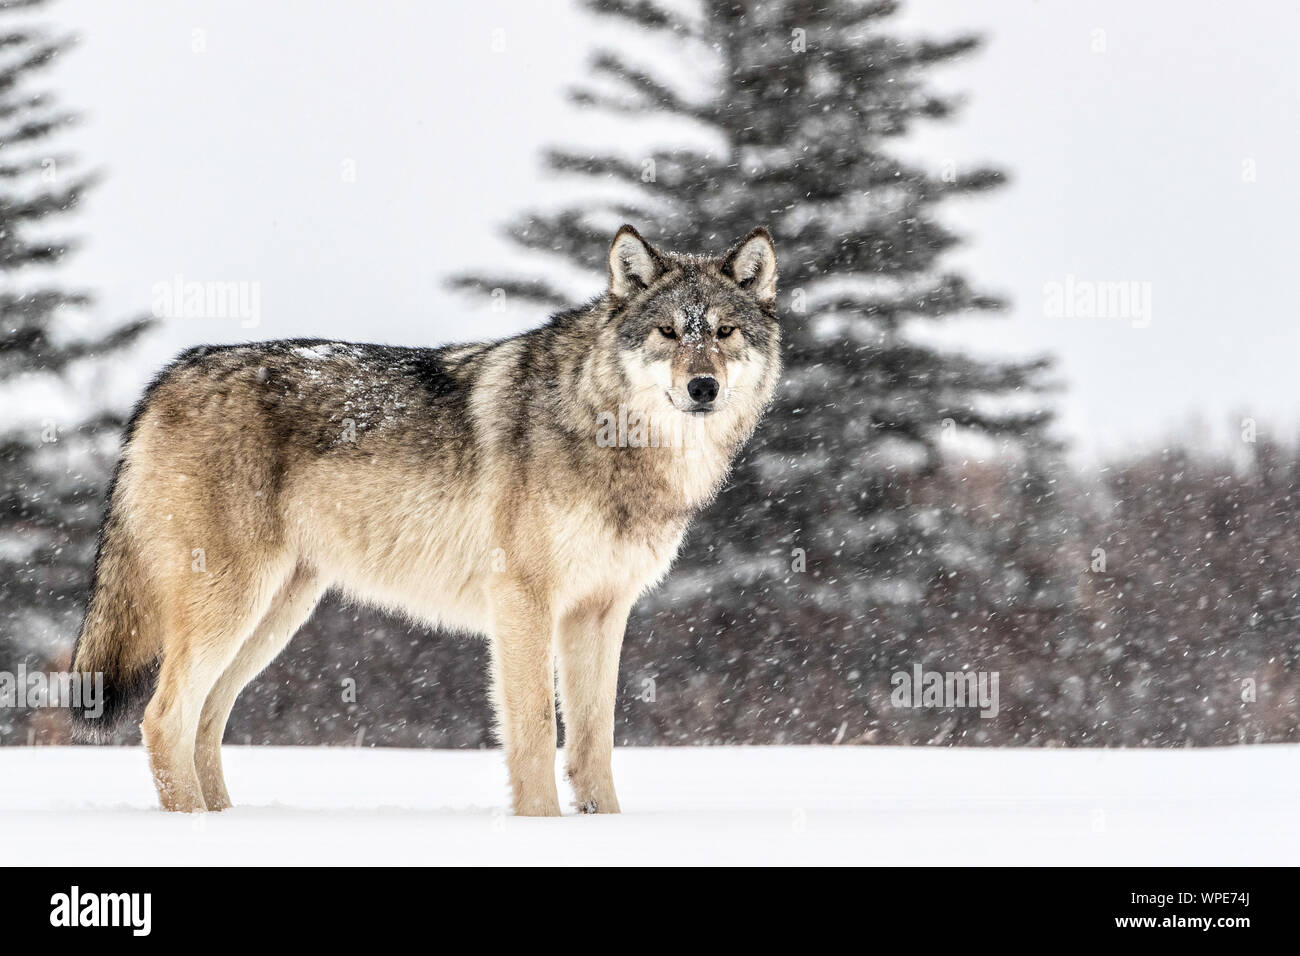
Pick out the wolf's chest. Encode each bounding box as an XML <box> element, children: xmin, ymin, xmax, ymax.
<box><xmin>546</xmin><ymin>496</ymin><xmax>690</xmax><ymax>605</ymax></box>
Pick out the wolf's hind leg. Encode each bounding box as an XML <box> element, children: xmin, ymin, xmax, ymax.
<box><xmin>489</xmin><ymin>581</ymin><xmax>562</xmax><ymax>817</ymax></box>
<box><xmin>557</xmin><ymin>594</ymin><xmax>633</xmax><ymax>814</ymax></box>
<box><xmin>195</xmin><ymin>566</ymin><xmax>323</xmax><ymax>810</ymax></box>
<box><xmin>142</xmin><ymin>588</ymin><xmax>276</xmax><ymax>812</ymax></box>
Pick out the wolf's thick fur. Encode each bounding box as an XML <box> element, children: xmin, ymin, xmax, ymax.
<box><xmin>71</xmin><ymin>225</ymin><xmax>781</xmax><ymax>814</ymax></box>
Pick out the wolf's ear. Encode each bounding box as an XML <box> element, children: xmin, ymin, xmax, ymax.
<box><xmin>723</xmin><ymin>227</ymin><xmax>778</xmax><ymax>307</ymax></box>
<box><xmin>608</xmin><ymin>225</ymin><xmax>667</xmax><ymax>299</ymax></box>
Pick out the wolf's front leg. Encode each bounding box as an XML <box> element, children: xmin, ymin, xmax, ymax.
<box><xmin>557</xmin><ymin>595</ymin><xmax>633</xmax><ymax>814</ymax></box>
<box><xmin>488</xmin><ymin>581</ymin><xmax>562</xmax><ymax>817</ymax></box>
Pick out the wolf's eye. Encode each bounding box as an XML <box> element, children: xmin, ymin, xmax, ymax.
<box><xmin>717</xmin><ymin>325</ymin><xmax>735</xmax><ymax>338</ymax></box>
<box><xmin>658</xmin><ymin>326</ymin><xmax>677</xmax><ymax>339</ymax></box>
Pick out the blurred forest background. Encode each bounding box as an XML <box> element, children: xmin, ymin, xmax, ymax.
<box><xmin>2</xmin><ymin>0</ymin><xmax>1296</xmax><ymax>748</ymax></box>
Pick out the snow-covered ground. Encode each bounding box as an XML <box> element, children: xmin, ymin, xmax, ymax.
<box><xmin>5</xmin><ymin>745</ymin><xmax>1297</xmax><ymax>865</ymax></box>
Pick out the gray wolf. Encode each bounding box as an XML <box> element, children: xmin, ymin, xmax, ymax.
<box><xmin>71</xmin><ymin>225</ymin><xmax>781</xmax><ymax>815</ymax></box>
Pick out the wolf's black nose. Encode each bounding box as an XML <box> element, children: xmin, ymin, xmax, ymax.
<box><xmin>687</xmin><ymin>376</ymin><xmax>719</xmax><ymax>404</ymax></box>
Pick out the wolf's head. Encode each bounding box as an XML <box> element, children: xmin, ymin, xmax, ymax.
<box><xmin>605</xmin><ymin>225</ymin><xmax>782</xmax><ymax>425</ymax></box>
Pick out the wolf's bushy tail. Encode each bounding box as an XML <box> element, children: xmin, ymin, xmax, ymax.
<box><xmin>70</xmin><ymin>483</ymin><xmax>162</xmax><ymax>737</ymax></box>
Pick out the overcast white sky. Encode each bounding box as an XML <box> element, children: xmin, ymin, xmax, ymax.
<box><xmin>42</xmin><ymin>0</ymin><xmax>1300</xmax><ymax>460</ymax></box>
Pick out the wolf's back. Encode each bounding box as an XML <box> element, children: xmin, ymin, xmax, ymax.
<box><xmin>68</xmin><ymin>338</ymin><xmax>488</xmax><ymax>737</ymax></box>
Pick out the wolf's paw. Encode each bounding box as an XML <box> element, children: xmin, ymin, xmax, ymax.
<box><xmin>571</xmin><ymin>791</ymin><xmax>620</xmax><ymax>814</ymax></box>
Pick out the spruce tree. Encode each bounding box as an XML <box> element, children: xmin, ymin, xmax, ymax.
<box><xmin>0</xmin><ymin>0</ymin><xmax>150</xmax><ymax>739</ymax></box>
<box><xmin>457</xmin><ymin>0</ymin><xmax>1057</xmax><ymax>743</ymax></box>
